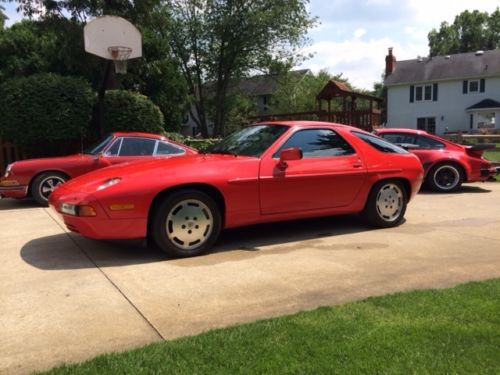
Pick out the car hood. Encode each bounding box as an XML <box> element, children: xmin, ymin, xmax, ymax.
<box><xmin>11</xmin><ymin>154</ymin><xmax>93</xmax><ymax>170</ymax></box>
<box><xmin>58</xmin><ymin>153</ymin><xmax>256</xmax><ymax>194</ymax></box>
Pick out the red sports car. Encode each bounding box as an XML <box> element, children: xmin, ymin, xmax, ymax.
<box><xmin>50</xmin><ymin>121</ymin><xmax>424</xmax><ymax>258</ymax></box>
<box><xmin>375</xmin><ymin>128</ymin><xmax>498</xmax><ymax>192</ymax></box>
<box><xmin>0</xmin><ymin>132</ymin><xmax>196</xmax><ymax>205</ymax></box>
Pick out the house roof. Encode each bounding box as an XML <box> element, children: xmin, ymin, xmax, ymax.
<box><xmin>384</xmin><ymin>49</ymin><xmax>500</xmax><ymax>86</ymax></box>
<box><xmin>232</xmin><ymin>69</ymin><xmax>311</xmax><ymax>96</ymax></box>
<box><xmin>466</xmin><ymin>99</ymin><xmax>500</xmax><ymax>110</ymax></box>
<box><xmin>316</xmin><ymin>80</ymin><xmax>382</xmax><ymax>102</ymax></box>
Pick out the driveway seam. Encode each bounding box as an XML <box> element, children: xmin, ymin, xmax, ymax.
<box><xmin>43</xmin><ymin>208</ymin><xmax>165</xmax><ymax>341</ymax></box>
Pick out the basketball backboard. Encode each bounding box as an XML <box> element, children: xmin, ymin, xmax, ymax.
<box><xmin>84</xmin><ymin>16</ymin><xmax>142</xmax><ymax>60</ymax></box>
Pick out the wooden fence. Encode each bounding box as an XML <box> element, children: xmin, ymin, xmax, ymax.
<box><xmin>0</xmin><ymin>138</ymin><xmax>24</xmax><ymax>174</ymax></box>
<box><xmin>442</xmin><ymin>134</ymin><xmax>500</xmax><ymax>151</ymax></box>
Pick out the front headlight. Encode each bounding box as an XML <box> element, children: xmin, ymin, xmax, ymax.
<box><xmin>97</xmin><ymin>177</ymin><xmax>121</xmax><ymax>191</ymax></box>
<box><xmin>4</xmin><ymin>163</ymin><xmax>13</xmax><ymax>177</ymax></box>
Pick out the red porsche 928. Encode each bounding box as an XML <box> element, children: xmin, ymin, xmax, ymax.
<box><xmin>50</xmin><ymin>121</ymin><xmax>424</xmax><ymax>258</ymax></box>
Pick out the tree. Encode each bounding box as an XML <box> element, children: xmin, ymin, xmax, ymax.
<box><xmin>0</xmin><ymin>4</ymin><xmax>7</xmax><ymax>29</ymax></box>
<box><xmin>270</xmin><ymin>70</ymin><xmax>350</xmax><ymax>114</ymax></box>
<box><xmin>165</xmin><ymin>0</ymin><xmax>316</xmax><ymax>136</ymax></box>
<box><xmin>0</xmin><ymin>73</ymin><xmax>94</xmax><ymax>153</ymax></box>
<box><xmin>103</xmin><ymin>90</ymin><xmax>165</xmax><ymax>133</ymax></box>
<box><xmin>428</xmin><ymin>8</ymin><xmax>500</xmax><ymax>56</ymax></box>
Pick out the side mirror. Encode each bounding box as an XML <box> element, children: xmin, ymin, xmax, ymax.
<box><xmin>278</xmin><ymin>147</ymin><xmax>302</xmax><ymax>169</ymax></box>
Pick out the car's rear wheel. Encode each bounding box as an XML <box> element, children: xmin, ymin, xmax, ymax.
<box><xmin>427</xmin><ymin>163</ymin><xmax>463</xmax><ymax>192</ymax></box>
<box><xmin>362</xmin><ymin>180</ymin><xmax>407</xmax><ymax>227</ymax></box>
<box><xmin>31</xmin><ymin>172</ymin><xmax>68</xmax><ymax>206</ymax></box>
<box><xmin>151</xmin><ymin>190</ymin><xmax>222</xmax><ymax>257</ymax></box>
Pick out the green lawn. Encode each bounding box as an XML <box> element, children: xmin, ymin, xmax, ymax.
<box><xmin>41</xmin><ymin>279</ymin><xmax>500</xmax><ymax>374</ymax></box>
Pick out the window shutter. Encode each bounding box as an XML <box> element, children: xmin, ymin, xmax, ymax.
<box><xmin>463</xmin><ymin>80</ymin><xmax>468</xmax><ymax>94</ymax></box>
<box><xmin>480</xmin><ymin>79</ymin><xmax>485</xmax><ymax>92</ymax></box>
<box><xmin>433</xmin><ymin>83</ymin><xmax>438</xmax><ymax>101</ymax></box>
<box><xmin>410</xmin><ymin>85</ymin><xmax>414</xmax><ymax>103</ymax></box>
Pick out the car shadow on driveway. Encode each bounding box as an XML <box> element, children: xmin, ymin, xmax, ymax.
<box><xmin>0</xmin><ymin>198</ymin><xmax>40</xmax><ymax>211</ymax></box>
<box><xmin>418</xmin><ymin>185</ymin><xmax>492</xmax><ymax>195</ymax></box>
<box><xmin>21</xmin><ymin>214</ymin><xmax>378</xmax><ymax>270</ymax></box>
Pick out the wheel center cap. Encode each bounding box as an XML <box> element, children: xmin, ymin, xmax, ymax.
<box><xmin>187</xmin><ymin>222</ymin><xmax>195</xmax><ymax>229</ymax></box>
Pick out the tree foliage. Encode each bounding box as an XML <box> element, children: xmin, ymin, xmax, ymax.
<box><xmin>0</xmin><ymin>73</ymin><xmax>94</xmax><ymax>148</ymax></box>
<box><xmin>0</xmin><ymin>4</ymin><xmax>7</xmax><ymax>29</ymax></box>
<box><xmin>0</xmin><ymin>18</ymin><xmax>101</xmax><ymax>83</ymax></box>
<box><xmin>165</xmin><ymin>0</ymin><xmax>316</xmax><ymax>136</ymax></box>
<box><xmin>103</xmin><ymin>90</ymin><xmax>164</xmax><ymax>134</ymax></box>
<box><xmin>270</xmin><ymin>70</ymin><xmax>351</xmax><ymax>114</ymax></box>
<box><xmin>428</xmin><ymin>8</ymin><xmax>500</xmax><ymax>56</ymax></box>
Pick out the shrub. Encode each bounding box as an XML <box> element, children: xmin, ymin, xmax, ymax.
<box><xmin>103</xmin><ymin>90</ymin><xmax>164</xmax><ymax>134</ymax></box>
<box><xmin>0</xmin><ymin>73</ymin><xmax>94</xmax><ymax>149</ymax></box>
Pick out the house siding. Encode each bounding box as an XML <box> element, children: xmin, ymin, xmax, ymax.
<box><xmin>387</xmin><ymin>77</ymin><xmax>500</xmax><ymax>134</ymax></box>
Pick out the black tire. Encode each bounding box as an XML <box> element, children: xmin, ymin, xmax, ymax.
<box><xmin>151</xmin><ymin>190</ymin><xmax>222</xmax><ymax>258</ymax></box>
<box><xmin>31</xmin><ymin>172</ymin><xmax>68</xmax><ymax>206</ymax></box>
<box><xmin>427</xmin><ymin>163</ymin><xmax>463</xmax><ymax>192</ymax></box>
<box><xmin>362</xmin><ymin>180</ymin><xmax>407</xmax><ymax>228</ymax></box>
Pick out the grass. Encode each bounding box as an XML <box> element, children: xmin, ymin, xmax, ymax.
<box><xmin>41</xmin><ymin>279</ymin><xmax>500</xmax><ymax>374</ymax></box>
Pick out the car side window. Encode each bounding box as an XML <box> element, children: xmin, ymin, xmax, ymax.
<box><xmin>380</xmin><ymin>133</ymin><xmax>417</xmax><ymax>145</ymax></box>
<box><xmin>416</xmin><ymin>136</ymin><xmax>445</xmax><ymax>149</ymax></box>
<box><xmin>119</xmin><ymin>138</ymin><xmax>157</xmax><ymax>156</ymax></box>
<box><xmin>274</xmin><ymin>129</ymin><xmax>355</xmax><ymax>158</ymax></box>
<box><xmin>155</xmin><ymin>141</ymin><xmax>186</xmax><ymax>155</ymax></box>
<box><xmin>104</xmin><ymin>138</ymin><xmax>122</xmax><ymax>156</ymax></box>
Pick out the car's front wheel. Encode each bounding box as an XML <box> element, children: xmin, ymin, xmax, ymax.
<box><xmin>427</xmin><ymin>163</ymin><xmax>463</xmax><ymax>192</ymax></box>
<box><xmin>151</xmin><ymin>190</ymin><xmax>222</xmax><ymax>258</ymax></box>
<box><xmin>31</xmin><ymin>172</ymin><xmax>68</xmax><ymax>206</ymax></box>
<box><xmin>362</xmin><ymin>180</ymin><xmax>407</xmax><ymax>228</ymax></box>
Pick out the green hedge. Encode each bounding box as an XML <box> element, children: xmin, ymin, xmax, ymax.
<box><xmin>103</xmin><ymin>90</ymin><xmax>164</xmax><ymax>134</ymax></box>
<box><xmin>0</xmin><ymin>73</ymin><xmax>93</xmax><ymax>147</ymax></box>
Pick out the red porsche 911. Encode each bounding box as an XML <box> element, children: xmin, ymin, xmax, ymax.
<box><xmin>0</xmin><ymin>132</ymin><xmax>196</xmax><ymax>205</ymax></box>
<box><xmin>375</xmin><ymin>128</ymin><xmax>498</xmax><ymax>192</ymax></box>
<box><xmin>50</xmin><ymin>121</ymin><xmax>424</xmax><ymax>258</ymax></box>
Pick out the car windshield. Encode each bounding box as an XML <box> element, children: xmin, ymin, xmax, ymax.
<box><xmin>83</xmin><ymin>135</ymin><xmax>114</xmax><ymax>155</ymax></box>
<box><xmin>208</xmin><ymin>124</ymin><xmax>289</xmax><ymax>157</ymax></box>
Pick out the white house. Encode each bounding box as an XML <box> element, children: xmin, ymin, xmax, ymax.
<box><xmin>384</xmin><ymin>48</ymin><xmax>500</xmax><ymax>134</ymax></box>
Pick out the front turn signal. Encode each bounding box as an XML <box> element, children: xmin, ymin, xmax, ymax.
<box><xmin>78</xmin><ymin>205</ymin><xmax>97</xmax><ymax>217</ymax></box>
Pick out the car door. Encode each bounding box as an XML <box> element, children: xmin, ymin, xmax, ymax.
<box><xmin>259</xmin><ymin>128</ymin><xmax>367</xmax><ymax>215</ymax></box>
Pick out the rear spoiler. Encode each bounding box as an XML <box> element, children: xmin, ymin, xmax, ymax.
<box><xmin>465</xmin><ymin>143</ymin><xmax>496</xmax><ymax>151</ymax></box>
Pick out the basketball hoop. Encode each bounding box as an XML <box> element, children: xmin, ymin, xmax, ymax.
<box><xmin>108</xmin><ymin>46</ymin><xmax>132</xmax><ymax>74</ymax></box>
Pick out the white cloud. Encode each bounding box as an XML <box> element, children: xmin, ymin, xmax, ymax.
<box><xmin>353</xmin><ymin>28</ymin><xmax>366</xmax><ymax>39</ymax></box>
<box><xmin>302</xmin><ymin>0</ymin><xmax>500</xmax><ymax>90</ymax></box>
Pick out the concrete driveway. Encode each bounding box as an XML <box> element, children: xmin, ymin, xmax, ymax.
<box><xmin>1</xmin><ymin>183</ymin><xmax>500</xmax><ymax>374</ymax></box>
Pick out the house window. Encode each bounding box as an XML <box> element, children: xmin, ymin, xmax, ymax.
<box><xmin>417</xmin><ymin>117</ymin><xmax>436</xmax><ymax>134</ymax></box>
<box><xmin>477</xmin><ymin>112</ymin><xmax>496</xmax><ymax>129</ymax></box>
<box><xmin>463</xmin><ymin>79</ymin><xmax>485</xmax><ymax>94</ymax></box>
<box><xmin>415</xmin><ymin>85</ymin><xmax>433</xmax><ymax>101</ymax></box>
<box><xmin>469</xmin><ymin>80</ymin><xmax>479</xmax><ymax>92</ymax></box>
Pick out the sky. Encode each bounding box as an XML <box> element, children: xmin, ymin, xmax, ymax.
<box><xmin>3</xmin><ymin>0</ymin><xmax>499</xmax><ymax>90</ymax></box>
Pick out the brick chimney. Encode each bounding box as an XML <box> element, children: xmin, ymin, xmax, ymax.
<box><xmin>385</xmin><ymin>47</ymin><xmax>396</xmax><ymax>76</ymax></box>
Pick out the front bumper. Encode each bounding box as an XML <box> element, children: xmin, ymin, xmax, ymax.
<box><xmin>49</xmin><ymin>189</ymin><xmax>147</xmax><ymax>239</ymax></box>
<box><xmin>0</xmin><ymin>180</ymin><xmax>29</xmax><ymax>199</ymax></box>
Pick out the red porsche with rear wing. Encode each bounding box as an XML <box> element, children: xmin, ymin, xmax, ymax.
<box><xmin>50</xmin><ymin>121</ymin><xmax>424</xmax><ymax>258</ymax></box>
<box><xmin>375</xmin><ymin>128</ymin><xmax>498</xmax><ymax>192</ymax></box>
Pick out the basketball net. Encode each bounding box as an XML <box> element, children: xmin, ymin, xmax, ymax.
<box><xmin>108</xmin><ymin>46</ymin><xmax>132</xmax><ymax>74</ymax></box>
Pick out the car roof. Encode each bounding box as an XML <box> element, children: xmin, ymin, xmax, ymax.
<box><xmin>375</xmin><ymin>128</ymin><xmax>429</xmax><ymax>136</ymax></box>
<box><xmin>254</xmin><ymin>120</ymin><xmax>365</xmax><ymax>132</ymax></box>
<box><xmin>111</xmin><ymin>131</ymin><xmax>167</xmax><ymax>140</ymax></box>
